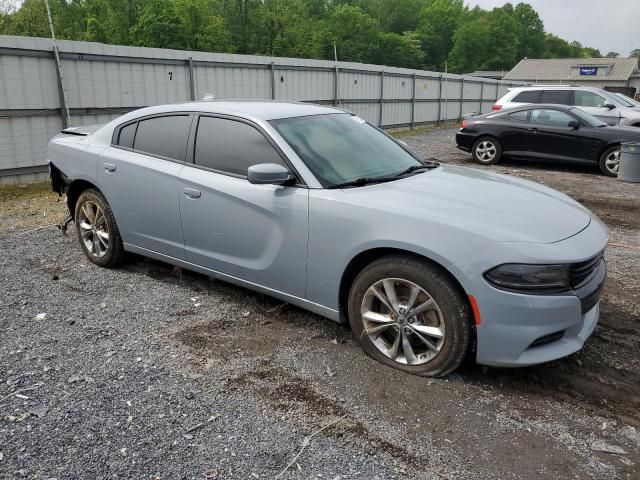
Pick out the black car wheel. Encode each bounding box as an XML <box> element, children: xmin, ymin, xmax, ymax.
<box><xmin>599</xmin><ymin>145</ymin><xmax>620</xmax><ymax>177</ymax></box>
<box><xmin>347</xmin><ymin>255</ymin><xmax>473</xmax><ymax>377</ymax></box>
<box><xmin>472</xmin><ymin>137</ymin><xmax>502</xmax><ymax>165</ymax></box>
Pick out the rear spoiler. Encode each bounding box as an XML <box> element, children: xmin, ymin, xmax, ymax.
<box><xmin>61</xmin><ymin>124</ymin><xmax>103</xmax><ymax>136</ymax></box>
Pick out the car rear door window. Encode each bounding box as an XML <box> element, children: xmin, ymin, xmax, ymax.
<box><xmin>512</xmin><ymin>90</ymin><xmax>541</xmax><ymax>103</ymax></box>
<box><xmin>509</xmin><ymin>111</ymin><xmax>529</xmax><ymax>122</ymax></box>
<box><xmin>194</xmin><ymin>117</ymin><xmax>284</xmax><ymax>176</ymax></box>
<box><xmin>133</xmin><ymin>115</ymin><xmax>191</xmax><ymax>161</ymax></box>
<box><xmin>540</xmin><ymin>90</ymin><xmax>572</xmax><ymax>105</ymax></box>
<box><xmin>530</xmin><ymin>109</ymin><xmax>574</xmax><ymax>127</ymax></box>
<box><xmin>574</xmin><ymin>90</ymin><xmax>607</xmax><ymax>108</ymax></box>
<box><xmin>117</xmin><ymin>122</ymin><xmax>137</xmax><ymax>148</ymax></box>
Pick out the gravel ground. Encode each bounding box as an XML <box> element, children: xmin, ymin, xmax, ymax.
<box><xmin>1</xmin><ymin>127</ymin><xmax>639</xmax><ymax>479</ymax></box>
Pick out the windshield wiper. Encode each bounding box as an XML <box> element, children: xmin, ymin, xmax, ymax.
<box><xmin>326</xmin><ymin>176</ymin><xmax>400</xmax><ymax>189</ymax></box>
<box><xmin>393</xmin><ymin>160</ymin><xmax>440</xmax><ymax>177</ymax></box>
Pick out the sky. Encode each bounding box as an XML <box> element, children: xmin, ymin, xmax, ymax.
<box><xmin>466</xmin><ymin>0</ymin><xmax>639</xmax><ymax>57</ymax></box>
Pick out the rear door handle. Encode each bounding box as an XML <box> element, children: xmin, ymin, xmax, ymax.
<box><xmin>527</xmin><ymin>127</ymin><xmax>538</xmax><ymax>132</ymax></box>
<box><xmin>104</xmin><ymin>163</ymin><xmax>116</xmax><ymax>172</ymax></box>
<box><xmin>183</xmin><ymin>187</ymin><xmax>201</xmax><ymax>199</ymax></box>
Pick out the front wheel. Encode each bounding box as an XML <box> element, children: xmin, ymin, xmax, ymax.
<box><xmin>347</xmin><ymin>255</ymin><xmax>473</xmax><ymax>377</ymax></box>
<box><xmin>74</xmin><ymin>189</ymin><xmax>125</xmax><ymax>268</ymax></box>
<box><xmin>599</xmin><ymin>145</ymin><xmax>620</xmax><ymax>177</ymax></box>
<box><xmin>472</xmin><ymin>136</ymin><xmax>502</xmax><ymax>165</ymax></box>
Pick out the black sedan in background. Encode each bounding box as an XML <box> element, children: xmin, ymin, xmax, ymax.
<box><xmin>456</xmin><ymin>104</ymin><xmax>640</xmax><ymax>176</ymax></box>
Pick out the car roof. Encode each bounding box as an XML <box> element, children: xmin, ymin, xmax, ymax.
<box><xmin>120</xmin><ymin>100</ymin><xmax>346</xmax><ymax>122</ymax></box>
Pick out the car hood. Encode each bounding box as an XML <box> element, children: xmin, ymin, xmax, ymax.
<box><xmin>337</xmin><ymin>165</ymin><xmax>592</xmax><ymax>244</ymax></box>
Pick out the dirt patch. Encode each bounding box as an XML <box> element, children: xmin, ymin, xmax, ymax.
<box><xmin>0</xmin><ymin>182</ymin><xmax>67</xmax><ymax>233</ymax></box>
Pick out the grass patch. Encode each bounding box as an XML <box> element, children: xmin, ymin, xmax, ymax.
<box><xmin>0</xmin><ymin>182</ymin><xmax>68</xmax><ymax>233</ymax></box>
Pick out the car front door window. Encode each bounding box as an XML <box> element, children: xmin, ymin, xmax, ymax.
<box><xmin>574</xmin><ymin>91</ymin><xmax>606</xmax><ymax>108</ymax></box>
<box><xmin>194</xmin><ymin>116</ymin><xmax>285</xmax><ymax>176</ymax></box>
<box><xmin>530</xmin><ymin>109</ymin><xmax>575</xmax><ymax>128</ymax></box>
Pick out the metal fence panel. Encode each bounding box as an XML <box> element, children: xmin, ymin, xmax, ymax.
<box><xmin>339</xmin><ymin>71</ymin><xmax>380</xmax><ymax>100</ymax></box>
<box><xmin>0</xmin><ymin>54</ymin><xmax>59</xmax><ymax>109</ymax></box>
<box><xmin>384</xmin><ymin>75</ymin><xmax>412</xmax><ymax>100</ymax></box>
<box><xmin>195</xmin><ymin>65</ymin><xmax>271</xmax><ymax>99</ymax></box>
<box><xmin>275</xmin><ymin>68</ymin><xmax>333</xmax><ymax>101</ymax></box>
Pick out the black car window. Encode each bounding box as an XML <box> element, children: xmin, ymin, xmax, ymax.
<box><xmin>117</xmin><ymin>122</ymin><xmax>137</xmax><ymax>148</ymax></box>
<box><xmin>194</xmin><ymin>117</ymin><xmax>284</xmax><ymax>176</ymax></box>
<box><xmin>133</xmin><ymin>115</ymin><xmax>191</xmax><ymax>161</ymax></box>
<box><xmin>530</xmin><ymin>109</ymin><xmax>575</xmax><ymax>127</ymax></box>
<box><xmin>509</xmin><ymin>111</ymin><xmax>529</xmax><ymax>122</ymax></box>
<box><xmin>512</xmin><ymin>90</ymin><xmax>541</xmax><ymax>103</ymax></box>
<box><xmin>574</xmin><ymin>90</ymin><xmax>606</xmax><ymax>108</ymax></box>
<box><xmin>540</xmin><ymin>90</ymin><xmax>572</xmax><ymax>105</ymax></box>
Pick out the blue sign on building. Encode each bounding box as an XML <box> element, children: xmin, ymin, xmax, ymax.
<box><xmin>580</xmin><ymin>67</ymin><xmax>598</xmax><ymax>76</ymax></box>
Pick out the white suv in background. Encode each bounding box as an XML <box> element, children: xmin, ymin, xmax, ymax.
<box><xmin>493</xmin><ymin>86</ymin><xmax>640</xmax><ymax>127</ymax></box>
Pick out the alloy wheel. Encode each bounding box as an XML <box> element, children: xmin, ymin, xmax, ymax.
<box><xmin>78</xmin><ymin>200</ymin><xmax>110</xmax><ymax>258</ymax></box>
<box><xmin>475</xmin><ymin>140</ymin><xmax>497</xmax><ymax>162</ymax></box>
<box><xmin>360</xmin><ymin>278</ymin><xmax>445</xmax><ymax>365</ymax></box>
<box><xmin>605</xmin><ymin>149</ymin><xmax>620</xmax><ymax>174</ymax></box>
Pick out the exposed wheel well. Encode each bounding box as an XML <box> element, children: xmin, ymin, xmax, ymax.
<box><xmin>339</xmin><ymin>247</ymin><xmax>470</xmax><ymax>321</ymax></box>
<box><xmin>66</xmin><ymin>179</ymin><xmax>100</xmax><ymax>218</ymax></box>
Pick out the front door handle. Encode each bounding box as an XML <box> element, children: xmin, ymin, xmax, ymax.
<box><xmin>184</xmin><ymin>187</ymin><xmax>201</xmax><ymax>199</ymax></box>
<box><xmin>527</xmin><ymin>127</ymin><xmax>538</xmax><ymax>132</ymax></box>
<box><xmin>104</xmin><ymin>163</ymin><xmax>116</xmax><ymax>172</ymax></box>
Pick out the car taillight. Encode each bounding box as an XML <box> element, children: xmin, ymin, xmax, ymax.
<box><xmin>461</xmin><ymin>119</ymin><xmax>468</xmax><ymax>129</ymax></box>
<box><xmin>492</xmin><ymin>104</ymin><xmax>502</xmax><ymax>111</ymax></box>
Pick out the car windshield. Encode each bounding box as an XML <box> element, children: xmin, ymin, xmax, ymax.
<box><xmin>569</xmin><ymin>107</ymin><xmax>607</xmax><ymax>127</ymax></box>
<box><xmin>270</xmin><ymin>113</ymin><xmax>422</xmax><ymax>187</ymax></box>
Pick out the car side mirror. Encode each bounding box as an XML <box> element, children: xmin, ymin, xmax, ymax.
<box><xmin>568</xmin><ymin>120</ymin><xmax>580</xmax><ymax>130</ymax></box>
<box><xmin>247</xmin><ymin>163</ymin><xmax>293</xmax><ymax>185</ymax></box>
<box><xmin>603</xmin><ymin>102</ymin><xmax>616</xmax><ymax>110</ymax></box>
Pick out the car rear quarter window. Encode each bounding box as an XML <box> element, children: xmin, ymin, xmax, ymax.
<box><xmin>117</xmin><ymin>122</ymin><xmax>137</xmax><ymax>149</ymax></box>
<box><xmin>540</xmin><ymin>90</ymin><xmax>572</xmax><ymax>105</ymax></box>
<box><xmin>574</xmin><ymin>91</ymin><xmax>606</xmax><ymax>108</ymax></box>
<box><xmin>194</xmin><ymin>117</ymin><xmax>284</xmax><ymax>176</ymax></box>
<box><xmin>512</xmin><ymin>90</ymin><xmax>541</xmax><ymax>103</ymax></box>
<box><xmin>530</xmin><ymin>109</ymin><xmax>574</xmax><ymax>127</ymax></box>
<box><xmin>509</xmin><ymin>111</ymin><xmax>529</xmax><ymax>122</ymax></box>
<box><xmin>132</xmin><ymin>115</ymin><xmax>191</xmax><ymax>161</ymax></box>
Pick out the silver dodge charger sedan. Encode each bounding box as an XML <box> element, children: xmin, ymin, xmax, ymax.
<box><xmin>48</xmin><ymin>101</ymin><xmax>608</xmax><ymax>376</ymax></box>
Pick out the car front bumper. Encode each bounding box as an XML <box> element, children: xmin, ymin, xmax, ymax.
<box><xmin>450</xmin><ymin>217</ymin><xmax>609</xmax><ymax>367</ymax></box>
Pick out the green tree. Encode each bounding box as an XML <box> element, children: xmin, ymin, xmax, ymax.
<box><xmin>416</xmin><ymin>0</ymin><xmax>466</xmax><ymax>70</ymax></box>
<box><xmin>129</xmin><ymin>0</ymin><xmax>188</xmax><ymax>49</ymax></box>
<box><xmin>375</xmin><ymin>31</ymin><xmax>424</xmax><ymax>68</ymax></box>
<box><xmin>448</xmin><ymin>8</ymin><xmax>518</xmax><ymax>73</ymax></box>
<box><xmin>327</xmin><ymin>5</ymin><xmax>379</xmax><ymax>64</ymax></box>
<box><xmin>511</xmin><ymin>2</ymin><xmax>545</xmax><ymax>60</ymax></box>
<box><xmin>605</xmin><ymin>51</ymin><xmax>619</xmax><ymax>58</ymax></box>
<box><xmin>630</xmin><ymin>49</ymin><xmax>640</xmax><ymax>59</ymax></box>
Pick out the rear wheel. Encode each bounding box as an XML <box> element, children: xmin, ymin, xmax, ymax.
<box><xmin>347</xmin><ymin>255</ymin><xmax>473</xmax><ymax>377</ymax></box>
<box><xmin>599</xmin><ymin>145</ymin><xmax>620</xmax><ymax>177</ymax></box>
<box><xmin>74</xmin><ymin>189</ymin><xmax>124</xmax><ymax>268</ymax></box>
<box><xmin>472</xmin><ymin>136</ymin><xmax>502</xmax><ymax>165</ymax></box>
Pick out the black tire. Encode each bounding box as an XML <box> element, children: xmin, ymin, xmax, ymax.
<box><xmin>471</xmin><ymin>136</ymin><xmax>502</xmax><ymax>165</ymax></box>
<box><xmin>347</xmin><ymin>255</ymin><xmax>473</xmax><ymax>377</ymax></box>
<box><xmin>74</xmin><ymin>189</ymin><xmax>125</xmax><ymax>268</ymax></box>
<box><xmin>598</xmin><ymin>145</ymin><xmax>620</xmax><ymax>177</ymax></box>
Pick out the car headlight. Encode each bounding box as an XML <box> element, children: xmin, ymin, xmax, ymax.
<box><xmin>484</xmin><ymin>264</ymin><xmax>571</xmax><ymax>292</ymax></box>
